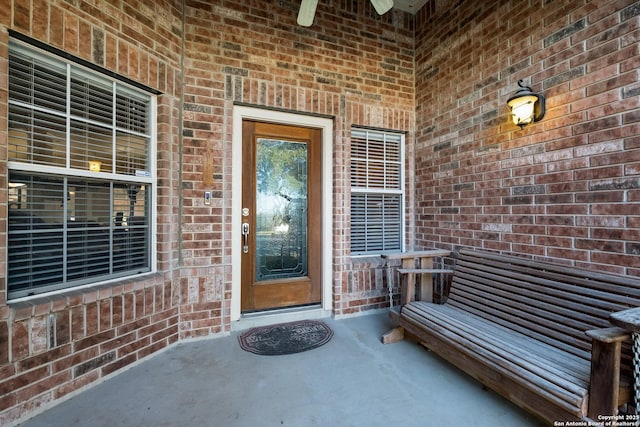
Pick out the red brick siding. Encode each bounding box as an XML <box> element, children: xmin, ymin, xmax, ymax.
<box><xmin>415</xmin><ymin>0</ymin><xmax>640</xmax><ymax>274</ymax></box>
<box><xmin>0</xmin><ymin>0</ymin><xmax>182</xmax><ymax>425</ymax></box>
<box><xmin>0</xmin><ymin>0</ymin><xmax>417</xmax><ymax>423</ymax></box>
<box><xmin>4</xmin><ymin>0</ymin><xmax>638</xmax><ymax>423</ymax></box>
<box><xmin>180</xmin><ymin>0</ymin><xmax>416</xmax><ymax>326</ymax></box>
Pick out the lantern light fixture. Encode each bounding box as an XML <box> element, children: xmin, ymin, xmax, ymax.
<box><xmin>507</xmin><ymin>79</ymin><xmax>546</xmax><ymax>129</ymax></box>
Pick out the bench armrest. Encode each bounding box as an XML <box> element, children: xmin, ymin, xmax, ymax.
<box><xmin>586</xmin><ymin>326</ymin><xmax>630</xmax><ymax>419</ymax></box>
<box><xmin>585</xmin><ymin>326</ymin><xmax>630</xmax><ymax>343</ymax></box>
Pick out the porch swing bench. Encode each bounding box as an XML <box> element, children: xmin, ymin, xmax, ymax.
<box><xmin>383</xmin><ymin>248</ymin><xmax>640</xmax><ymax>424</ymax></box>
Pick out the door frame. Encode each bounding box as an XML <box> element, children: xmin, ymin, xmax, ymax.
<box><xmin>231</xmin><ymin>105</ymin><xmax>334</xmax><ymax>322</ymax></box>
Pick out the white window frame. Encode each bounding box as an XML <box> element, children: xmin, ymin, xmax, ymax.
<box><xmin>350</xmin><ymin>128</ymin><xmax>405</xmax><ymax>256</ymax></box>
<box><xmin>6</xmin><ymin>38</ymin><xmax>157</xmax><ymax>301</ymax></box>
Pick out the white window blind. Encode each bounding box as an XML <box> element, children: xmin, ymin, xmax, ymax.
<box><xmin>7</xmin><ymin>39</ymin><xmax>155</xmax><ymax>299</ymax></box>
<box><xmin>350</xmin><ymin>129</ymin><xmax>404</xmax><ymax>255</ymax></box>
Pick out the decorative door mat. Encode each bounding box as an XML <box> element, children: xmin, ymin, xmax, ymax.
<box><xmin>238</xmin><ymin>320</ymin><xmax>333</xmax><ymax>356</ymax></box>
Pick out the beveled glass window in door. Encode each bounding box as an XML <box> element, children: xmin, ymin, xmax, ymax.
<box><xmin>255</xmin><ymin>138</ymin><xmax>308</xmax><ymax>280</ymax></box>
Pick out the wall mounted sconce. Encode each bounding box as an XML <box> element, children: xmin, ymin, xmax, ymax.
<box><xmin>88</xmin><ymin>160</ymin><xmax>101</xmax><ymax>172</ymax></box>
<box><xmin>507</xmin><ymin>79</ymin><xmax>546</xmax><ymax>129</ymax></box>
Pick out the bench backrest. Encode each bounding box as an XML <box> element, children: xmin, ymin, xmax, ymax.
<box><xmin>447</xmin><ymin>249</ymin><xmax>640</xmax><ymax>363</ymax></box>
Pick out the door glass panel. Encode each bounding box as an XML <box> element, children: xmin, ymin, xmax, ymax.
<box><xmin>255</xmin><ymin>138</ymin><xmax>308</xmax><ymax>281</ymax></box>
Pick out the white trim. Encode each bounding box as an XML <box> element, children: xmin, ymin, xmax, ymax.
<box><xmin>401</xmin><ymin>132</ymin><xmax>406</xmax><ymax>253</ymax></box>
<box><xmin>231</xmin><ymin>106</ymin><xmax>334</xmax><ymax>322</ymax></box>
<box><xmin>349</xmin><ymin>129</ymin><xmax>406</xmax><ymax>254</ymax></box>
<box><xmin>232</xmin><ymin>306</ymin><xmax>332</xmax><ymax>331</ymax></box>
<box><xmin>149</xmin><ymin>95</ymin><xmax>158</xmax><ymax>270</ymax></box>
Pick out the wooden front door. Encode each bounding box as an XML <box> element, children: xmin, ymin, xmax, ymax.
<box><xmin>241</xmin><ymin>120</ymin><xmax>322</xmax><ymax>312</ymax></box>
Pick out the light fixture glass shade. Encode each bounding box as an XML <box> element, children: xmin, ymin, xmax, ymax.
<box><xmin>370</xmin><ymin>0</ymin><xmax>394</xmax><ymax>15</ymax></box>
<box><xmin>506</xmin><ymin>80</ymin><xmax>546</xmax><ymax>129</ymax></box>
<box><xmin>508</xmin><ymin>95</ymin><xmax>537</xmax><ymax>127</ymax></box>
<box><xmin>297</xmin><ymin>0</ymin><xmax>318</xmax><ymax>27</ymax></box>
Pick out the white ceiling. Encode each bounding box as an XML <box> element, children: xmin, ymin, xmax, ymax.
<box><xmin>393</xmin><ymin>0</ymin><xmax>429</xmax><ymax>14</ymax></box>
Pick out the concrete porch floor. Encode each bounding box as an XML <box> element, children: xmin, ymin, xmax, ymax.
<box><xmin>17</xmin><ymin>312</ymin><xmax>544</xmax><ymax>427</ymax></box>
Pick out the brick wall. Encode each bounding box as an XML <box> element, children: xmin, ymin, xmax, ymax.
<box><xmin>179</xmin><ymin>0</ymin><xmax>416</xmax><ymax>322</ymax></box>
<box><xmin>0</xmin><ymin>1</ymin><xmax>183</xmax><ymax>425</ymax></box>
<box><xmin>0</xmin><ymin>0</ymin><xmax>416</xmax><ymax>424</ymax></box>
<box><xmin>8</xmin><ymin>0</ymin><xmax>639</xmax><ymax>423</ymax></box>
<box><xmin>415</xmin><ymin>0</ymin><xmax>640</xmax><ymax>275</ymax></box>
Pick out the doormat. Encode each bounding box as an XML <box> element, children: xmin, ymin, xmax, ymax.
<box><xmin>238</xmin><ymin>320</ymin><xmax>333</xmax><ymax>356</ymax></box>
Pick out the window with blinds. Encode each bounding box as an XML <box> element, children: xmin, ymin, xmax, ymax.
<box><xmin>350</xmin><ymin>128</ymin><xmax>404</xmax><ymax>255</ymax></box>
<box><xmin>7</xmin><ymin>39</ymin><xmax>155</xmax><ymax>299</ymax></box>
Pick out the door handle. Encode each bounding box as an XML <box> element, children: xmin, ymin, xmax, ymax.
<box><xmin>242</xmin><ymin>223</ymin><xmax>250</xmax><ymax>253</ymax></box>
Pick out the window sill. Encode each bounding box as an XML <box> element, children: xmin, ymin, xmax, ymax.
<box><xmin>7</xmin><ymin>272</ymin><xmax>162</xmax><ymax>309</ymax></box>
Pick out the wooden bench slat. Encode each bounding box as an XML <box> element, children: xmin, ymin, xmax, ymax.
<box><xmin>450</xmin><ymin>284</ymin><xmax>631</xmax><ymax>369</ymax></box>
<box><xmin>402</xmin><ymin>305</ymin><xmax>588</xmax><ymax>412</ymax></box>
<box><xmin>453</xmin><ymin>266</ymin><xmax>634</xmax><ymax>312</ymax></box>
<box><xmin>458</xmin><ymin>249</ymin><xmax>640</xmax><ymax>288</ymax></box>
<box><xmin>385</xmin><ymin>248</ymin><xmax>640</xmax><ymax>423</ymax></box>
<box><xmin>406</xmin><ymin>305</ymin><xmax>589</xmax><ymax>387</ymax></box>
<box><xmin>454</xmin><ymin>262</ymin><xmax>638</xmax><ymax>311</ymax></box>
<box><xmin>449</xmin><ymin>263</ymin><xmax>638</xmax><ymax>353</ymax></box>
<box><xmin>396</xmin><ymin>268</ymin><xmax>454</xmax><ymax>274</ymax></box>
<box><xmin>449</xmin><ymin>280</ymin><xmax>609</xmax><ymax>350</ymax></box>
<box><xmin>447</xmin><ymin>298</ymin><xmax>593</xmax><ymax>360</ymax></box>
<box><xmin>452</xmin><ymin>280</ymin><xmax>605</xmax><ymax>334</ymax></box>
<box><xmin>449</xmin><ymin>286</ymin><xmax>604</xmax><ymax>345</ymax></box>
<box><xmin>452</xmin><ymin>274</ymin><xmax>616</xmax><ymax>325</ymax></box>
<box><xmin>457</xmin><ymin>249</ymin><xmax>637</xmax><ymax>288</ymax></box>
<box><xmin>406</xmin><ymin>303</ymin><xmax>590</xmax><ymax>392</ymax></box>
<box><xmin>448</xmin><ymin>294</ymin><xmax>593</xmax><ymax>358</ymax></box>
<box><xmin>456</xmin><ymin>262</ymin><xmax>640</xmax><ymax>305</ymax></box>
<box><xmin>449</xmin><ymin>294</ymin><xmax>634</xmax><ymax>375</ymax></box>
<box><xmin>393</xmin><ymin>313</ymin><xmax>588</xmax><ymax>420</ymax></box>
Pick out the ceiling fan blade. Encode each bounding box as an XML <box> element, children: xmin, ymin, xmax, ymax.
<box><xmin>370</xmin><ymin>0</ymin><xmax>394</xmax><ymax>15</ymax></box>
<box><xmin>297</xmin><ymin>0</ymin><xmax>318</xmax><ymax>27</ymax></box>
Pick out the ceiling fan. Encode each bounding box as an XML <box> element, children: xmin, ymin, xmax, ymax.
<box><xmin>297</xmin><ymin>0</ymin><xmax>394</xmax><ymax>26</ymax></box>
